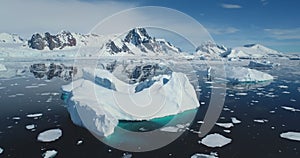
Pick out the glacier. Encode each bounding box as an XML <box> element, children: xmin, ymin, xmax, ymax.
<box><xmin>62</xmin><ymin>68</ymin><xmax>200</xmax><ymax>137</ymax></box>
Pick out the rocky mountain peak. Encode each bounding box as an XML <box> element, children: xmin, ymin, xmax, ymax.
<box><xmin>124</xmin><ymin>28</ymin><xmax>152</xmax><ymax>46</ymax></box>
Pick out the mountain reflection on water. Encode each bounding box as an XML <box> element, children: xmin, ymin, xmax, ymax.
<box><xmin>29</xmin><ymin>63</ymin><xmax>77</xmax><ymax>81</ymax></box>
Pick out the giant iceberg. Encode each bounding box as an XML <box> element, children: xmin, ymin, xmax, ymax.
<box><xmin>62</xmin><ymin>68</ymin><xmax>199</xmax><ymax>137</ymax></box>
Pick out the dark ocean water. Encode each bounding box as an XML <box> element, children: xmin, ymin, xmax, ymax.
<box><xmin>0</xmin><ymin>60</ymin><xmax>299</xmax><ymax>158</ymax></box>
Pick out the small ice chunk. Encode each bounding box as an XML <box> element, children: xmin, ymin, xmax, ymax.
<box><xmin>281</xmin><ymin>106</ymin><xmax>300</xmax><ymax>112</ymax></box>
<box><xmin>27</xmin><ymin>113</ymin><xmax>43</xmax><ymax>118</ymax></box>
<box><xmin>46</xmin><ymin>97</ymin><xmax>52</xmax><ymax>103</ymax></box>
<box><xmin>231</xmin><ymin>117</ymin><xmax>241</xmax><ymax>124</ymax></box>
<box><xmin>76</xmin><ymin>140</ymin><xmax>83</xmax><ymax>145</ymax></box>
<box><xmin>254</xmin><ymin>119</ymin><xmax>268</xmax><ymax>123</ymax></box>
<box><xmin>26</xmin><ymin>124</ymin><xmax>36</xmax><ymax>130</ymax></box>
<box><xmin>282</xmin><ymin>91</ymin><xmax>290</xmax><ymax>94</ymax></box>
<box><xmin>12</xmin><ymin>117</ymin><xmax>21</xmax><ymax>120</ymax></box>
<box><xmin>0</xmin><ymin>64</ymin><xmax>7</xmax><ymax>71</ymax></box>
<box><xmin>191</xmin><ymin>153</ymin><xmax>218</xmax><ymax>158</ymax></box>
<box><xmin>199</xmin><ymin>133</ymin><xmax>232</xmax><ymax>147</ymax></box>
<box><xmin>25</xmin><ymin>85</ymin><xmax>39</xmax><ymax>89</ymax></box>
<box><xmin>160</xmin><ymin>126</ymin><xmax>180</xmax><ymax>133</ymax></box>
<box><xmin>290</xmin><ymin>99</ymin><xmax>296</xmax><ymax>102</ymax></box>
<box><xmin>223</xmin><ymin>107</ymin><xmax>231</xmax><ymax>111</ymax></box>
<box><xmin>197</xmin><ymin>121</ymin><xmax>204</xmax><ymax>124</ymax></box>
<box><xmin>122</xmin><ymin>153</ymin><xmax>132</xmax><ymax>158</ymax></box>
<box><xmin>278</xmin><ymin>85</ymin><xmax>288</xmax><ymax>89</ymax></box>
<box><xmin>42</xmin><ymin>150</ymin><xmax>58</xmax><ymax>158</ymax></box>
<box><xmin>223</xmin><ymin>130</ymin><xmax>231</xmax><ymax>133</ymax></box>
<box><xmin>41</xmin><ymin>93</ymin><xmax>51</xmax><ymax>96</ymax></box>
<box><xmin>235</xmin><ymin>92</ymin><xmax>247</xmax><ymax>96</ymax></box>
<box><xmin>216</xmin><ymin>123</ymin><xmax>234</xmax><ymax>129</ymax></box>
<box><xmin>280</xmin><ymin>132</ymin><xmax>300</xmax><ymax>141</ymax></box>
<box><xmin>37</xmin><ymin>129</ymin><xmax>62</xmax><ymax>142</ymax></box>
<box><xmin>0</xmin><ymin>147</ymin><xmax>3</xmax><ymax>154</ymax></box>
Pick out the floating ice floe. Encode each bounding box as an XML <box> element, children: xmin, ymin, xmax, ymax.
<box><xmin>12</xmin><ymin>116</ymin><xmax>21</xmax><ymax>120</ymax></box>
<box><xmin>215</xmin><ymin>123</ymin><xmax>234</xmax><ymax>129</ymax></box>
<box><xmin>191</xmin><ymin>153</ymin><xmax>219</xmax><ymax>158</ymax></box>
<box><xmin>199</xmin><ymin>133</ymin><xmax>232</xmax><ymax>148</ymax></box>
<box><xmin>25</xmin><ymin>85</ymin><xmax>39</xmax><ymax>89</ymax></box>
<box><xmin>281</xmin><ymin>106</ymin><xmax>300</xmax><ymax>112</ymax></box>
<box><xmin>0</xmin><ymin>64</ymin><xmax>7</xmax><ymax>71</ymax></box>
<box><xmin>231</xmin><ymin>117</ymin><xmax>241</xmax><ymax>124</ymax></box>
<box><xmin>26</xmin><ymin>124</ymin><xmax>36</xmax><ymax>130</ymax></box>
<box><xmin>160</xmin><ymin>126</ymin><xmax>180</xmax><ymax>133</ymax></box>
<box><xmin>42</xmin><ymin>150</ymin><xmax>58</xmax><ymax>158</ymax></box>
<box><xmin>278</xmin><ymin>85</ymin><xmax>288</xmax><ymax>89</ymax></box>
<box><xmin>0</xmin><ymin>147</ymin><xmax>3</xmax><ymax>154</ymax></box>
<box><xmin>280</xmin><ymin>132</ymin><xmax>300</xmax><ymax>141</ymax></box>
<box><xmin>253</xmin><ymin>119</ymin><xmax>268</xmax><ymax>123</ymax></box>
<box><xmin>76</xmin><ymin>140</ymin><xmax>83</xmax><ymax>145</ymax></box>
<box><xmin>37</xmin><ymin>129</ymin><xmax>62</xmax><ymax>142</ymax></box>
<box><xmin>122</xmin><ymin>153</ymin><xmax>133</xmax><ymax>158</ymax></box>
<box><xmin>235</xmin><ymin>92</ymin><xmax>248</xmax><ymax>96</ymax></box>
<box><xmin>27</xmin><ymin>113</ymin><xmax>43</xmax><ymax>118</ymax></box>
<box><xmin>62</xmin><ymin>68</ymin><xmax>199</xmax><ymax>137</ymax></box>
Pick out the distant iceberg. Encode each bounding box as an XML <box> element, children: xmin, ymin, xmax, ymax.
<box><xmin>213</xmin><ymin>66</ymin><xmax>274</xmax><ymax>83</ymax></box>
<box><xmin>62</xmin><ymin>68</ymin><xmax>199</xmax><ymax>137</ymax></box>
<box><xmin>0</xmin><ymin>63</ymin><xmax>7</xmax><ymax>71</ymax></box>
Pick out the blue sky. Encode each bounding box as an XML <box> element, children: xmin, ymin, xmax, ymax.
<box><xmin>0</xmin><ymin>0</ymin><xmax>299</xmax><ymax>52</ymax></box>
<box><xmin>132</xmin><ymin>0</ymin><xmax>300</xmax><ymax>52</ymax></box>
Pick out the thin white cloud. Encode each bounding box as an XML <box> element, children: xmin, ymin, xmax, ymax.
<box><xmin>208</xmin><ymin>27</ymin><xmax>239</xmax><ymax>35</ymax></box>
<box><xmin>221</xmin><ymin>3</ymin><xmax>242</xmax><ymax>9</ymax></box>
<box><xmin>264</xmin><ymin>28</ymin><xmax>300</xmax><ymax>40</ymax></box>
<box><xmin>0</xmin><ymin>0</ymin><xmax>136</xmax><ymax>37</ymax></box>
<box><xmin>260</xmin><ymin>0</ymin><xmax>269</xmax><ymax>6</ymax></box>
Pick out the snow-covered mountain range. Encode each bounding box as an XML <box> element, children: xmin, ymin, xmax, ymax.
<box><xmin>0</xmin><ymin>27</ymin><xmax>289</xmax><ymax>59</ymax></box>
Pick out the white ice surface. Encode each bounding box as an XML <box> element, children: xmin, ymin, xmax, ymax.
<box><xmin>221</xmin><ymin>66</ymin><xmax>274</xmax><ymax>83</ymax></box>
<box><xmin>280</xmin><ymin>132</ymin><xmax>300</xmax><ymax>141</ymax></box>
<box><xmin>191</xmin><ymin>153</ymin><xmax>219</xmax><ymax>158</ymax></box>
<box><xmin>42</xmin><ymin>150</ymin><xmax>58</xmax><ymax>158</ymax></box>
<box><xmin>281</xmin><ymin>106</ymin><xmax>300</xmax><ymax>112</ymax></box>
<box><xmin>160</xmin><ymin>126</ymin><xmax>180</xmax><ymax>133</ymax></box>
<box><xmin>231</xmin><ymin>117</ymin><xmax>241</xmax><ymax>124</ymax></box>
<box><xmin>62</xmin><ymin>68</ymin><xmax>199</xmax><ymax>137</ymax></box>
<box><xmin>37</xmin><ymin>129</ymin><xmax>62</xmax><ymax>142</ymax></box>
<box><xmin>26</xmin><ymin>124</ymin><xmax>36</xmax><ymax>130</ymax></box>
<box><xmin>0</xmin><ymin>64</ymin><xmax>7</xmax><ymax>71</ymax></box>
<box><xmin>27</xmin><ymin>113</ymin><xmax>43</xmax><ymax>118</ymax></box>
<box><xmin>216</xmin><ymin>123</ymin><xmax>234</xmax><ymax>129</ymax></box>
<box><xmin>200</xmin><ymin>133</ymin><xmax>232</xmax><ymax>148</ymax></box>
<box><xmin>0</xmin><ymin>147</ymin><xmax>3</xmax><ymax>154</ymax></box>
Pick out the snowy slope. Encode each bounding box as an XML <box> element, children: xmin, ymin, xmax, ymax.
<box><xmin>194</xmin><ymin>42</ymin><xmax>228</xmax><ymax>60</ymax></box>
<box><xmin>228</xmin><ymin>44</ymin><xmax>282</xmax><ymax>59</ymax></box>
<box><xmin>0</xmin><ymin>33</ymin><xmax>25</xmax><ymax>43</ymax></box>
<box><xmin>102</xmin><ymin>28</ymin><xmax>182</xmax><ymax>56</ymax></box>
